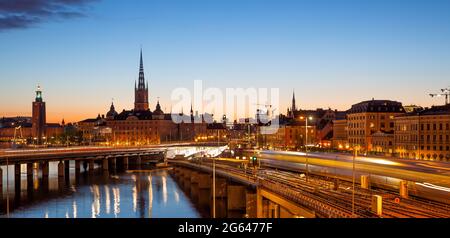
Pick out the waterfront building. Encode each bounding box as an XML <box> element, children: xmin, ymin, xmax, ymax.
<box><xmin>79</xmin><ymin>50</ymin><xmax>211</xmax><ymax>145</ymax></box>
<box><xmin>0</xmin><ymin>87</ymin><xmax>63</xmax><ymax>146</ymax></box>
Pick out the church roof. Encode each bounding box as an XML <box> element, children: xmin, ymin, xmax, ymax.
<box><xmin>114</xmin><ymin>109</ymin><xmax>153</xmax><ymax>120</ymax></box>
<box><xmin>153</xmin><ymin>101</ymin><xmax>164</xmax><ymax>115</ymax></box>
<box><xmin>106</xmin><ymin>102</ymin><xmax>118</xmax><ymax>118</ymax></box>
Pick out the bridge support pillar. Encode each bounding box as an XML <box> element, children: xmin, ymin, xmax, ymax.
<box><xmin>110</xmin><ymin>157</ymin><xmax>117</xmax><ymax>171</ymax></box>
<box><xmin>371</xmin><ymin>195</ymin><xmax>383</xmax><ymax>216</ymax></box>
<box><xmin>183</xmin><ymin>170</ymin><xmax>192</xmax><ymax>192</ymax></box>
<box><xmin>0</xmin><ymin>167</ymin><xmax>3</xmax><ymax>188</ymax></box>
<box><xmin>136</xmin><ymin>155</ymin><xmax>142</xmax><ymax>166</ymax></box>
<box><xmin>102</xmin><ymin>158</ymin><xmax>109</xmax><ymax>171</ymax></box>
<box><xmin>42</xmin><ymin>161</ymin><xmax>49</xmax><ymax>178</ymax></box>
<box><xmin>15</xmin><ymin>163</ymin><xmax>21</xmax><ymax>177</ymax></box>
<box><xmin>361</xmin><ymin>175</ymin><xmax>370</xmax><ymax>189</ymax></box>
<box><xmin>14</xmin><ymin>163</ymin><xmax>21</xmax><ymax>205</ymax></box>
<box><xmin>227</xmin><ymin>185</ymin><xmax>246</xmax><ymax>218</ymax></box>
<box><xmin>75</xmin><ymin>160</ymin><xmax>81</xmax><ymax>174</ymax></box>
<box><xmin>26</xmin><ymin>163</ymin><xmax>33</xmax><ymax>176</ymax></box>
<box><xmin>198</xmin><ymin>173</ymin><xmax>211</xmax><ymax>211</ymax></box>
<box><xmin>245</xmin><ymin>191</ymin><xmax>257</xmax><ymax>218</ymax></box>
<box><xmin>211</xmin><ymin>177</ymin><xmax>227</xmax><ymax>218</ymax></box>
<box><xmin>83</xmin><ymin>161</ymin><xmax>88</xmax><ymax>172</ymax></box>
<box><xmin>399</xmin><ymin>180</ymin><xmax>408</xmax><ymax>198</ymax></box>
<box><xmin>89</xmin><ymin>160</ymin><xmax>95</xmax><ymax>174</ymax></box>
<box><xmin>58</xmin><ymin>161</ymin><xmax>65</xmax><ymax>178</ymax></box>
<box><xmin>256</xmin><ymin>188</ymin><xmax>263</xmax><ymax>218</ymax></box>
<box><xmin>190</xmin><ymin>172</ymin><xmax>199</xmax><ymax>202</ymax></box>
<box><xmin>14</xmin><ymin>163</ymin><xmax>21</xmax><ymax>193</ymax></box>
<box><xmin>64</xmin><ymin>160</ymin><xmax>70</xmax><ymax>176</ymax></box>
<box><xmin>212</xmin><ymin>177</ymin><xmax>227</xmax><ymax>198</ymax></box>
<box><xmin>270</xmin><ymin>203</ymin><xmax>280</xmax><ymax>218</ymax></box>
<box><xmin>26</xmin><ymin>163</ymin><xmax>33</xmax><ymax>192</ymax></box>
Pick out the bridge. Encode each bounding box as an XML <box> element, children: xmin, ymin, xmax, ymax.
<box><xmin>168</xmin><ymin>158</ymin><xmax>450</xmax><ymax>218</ymax></box>
<box><xmin>1</xmin><ymin>145</ymin><xmax>449</xmax><ymax>218</ymax></box>
<box><xmin>0</xmin><ymin>144</ymin><xmax>226</xmax><ymax>196</ymax></box>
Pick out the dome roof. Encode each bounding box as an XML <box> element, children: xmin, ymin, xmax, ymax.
<box><xmin>106</xmin><ymin>102</ymin><xmax>118</xmax><ymax>118</ymax></box>
<box><xmin>153</xmin><ymin>101</ymin><xmax>164</xmax><ymax>115</ymax></box>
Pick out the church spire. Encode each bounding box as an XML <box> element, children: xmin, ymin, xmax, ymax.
<box><xmin>134</xmin><ymin>48</ymin><xmax>149</xmax><ymax>111</ymax></box>
<box><xmin>138</xmin><ymin>48</ymin><xmax>145</xmax><ymax>89</ymax></box>
<box><xmin>292</xmin><ymin>90</ymin><xmax>296</xmax><ymax>112</ymax></box>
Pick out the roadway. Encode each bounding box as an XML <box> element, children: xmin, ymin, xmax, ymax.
<box><xmin>0</xmin><ymin>143</ymin><xmax>226</xmax><ymax>165</ymax></box>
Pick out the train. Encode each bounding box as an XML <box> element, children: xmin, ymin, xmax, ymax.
<box><xmin>242</xmin><ymin>149</ymin><xmax>450</xmax><ymax>205</ymax></box>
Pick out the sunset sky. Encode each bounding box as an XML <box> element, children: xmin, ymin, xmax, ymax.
<box><xmin>1</xmin><ymin>0</ymin><xmax>450</xmax><ymax>123</ymax></box>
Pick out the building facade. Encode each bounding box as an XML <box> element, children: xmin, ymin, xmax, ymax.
<box><xmin>395</xmin><ymin>105</ymin><xmax>450</xmax><ymax>161</ymax></box>
<box><xmin>346</xmin><ymin>99</ymin><xmax>405</xmax><ymax>151</ymax></box>
<box><xmin>286</xmin><ymin>91</ymin><xmax>346</xmax><ymax>149</ymax></box>
<box><xmin>332</xmin><ymin>118</ymin><xmax>348</xmax><ymax>150</ymax></box>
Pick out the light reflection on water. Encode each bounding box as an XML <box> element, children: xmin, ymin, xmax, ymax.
<box><xmin>0</xmin><ymin>163</ymin><xmax>200</xmax><ymax>218</ymax></box>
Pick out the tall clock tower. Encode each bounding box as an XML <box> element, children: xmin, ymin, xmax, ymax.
<box><xmin>32</xmin><ymin>85</ymin><xmax>46</xmax><ymax>144</ymax></box>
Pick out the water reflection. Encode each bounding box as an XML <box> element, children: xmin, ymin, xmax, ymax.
<box><xmin>148</xmin><ymin>175</ymin><xmax>153</xmax><ymax>218</ymax></box>
<box><xmin>105</xmin><ymin>185</ymin><xmax>111</xmax><ymax>215</ymax></box>
<box><xmin>112</xmin><ymin>187</ymin><xmax>120</xmax><ymax>217</ymax></box>
<box><xmin>73</xmin><ymin>200</ymin><xmax>77</xmax><ymax>218</ymax></box>
<box><xmin>0</xmin><ymin>164</ymin><xmax>200</xmax><ymax>218</ymax></box>
<box><xmin>162</xmin><ymin>175</ymin><xmax>167</xmax><ymax>205</ymax></box>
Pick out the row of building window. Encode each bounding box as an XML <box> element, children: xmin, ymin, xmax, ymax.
<box><xmin>420</xmin><ymin>146</ymin><xmax>450</xmax><ymax>151</ymax></box>
<box><xmin>348</xmin><ymin>122</ymin><xmax>395</xmax><ymax>128</ymax></box>
<box><xmin>347</xmin><ymin>115</ymin><xmax>395</xmax><ymax>120</ymax></box>
<box><xmin>397</xmin><ymin>123</ymin><xmax>450</xmax><ymax>131</ymax></box>
<box><xmin>396</xmin><ymin>135</ymin><xmax>450</xmax><ymax>143</ymax></box>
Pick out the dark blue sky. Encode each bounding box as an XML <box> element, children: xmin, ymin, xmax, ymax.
<box><xmin>1</xmin><ymin>0</ymin><xmax>450</xmax><ymax>122</ymax></box>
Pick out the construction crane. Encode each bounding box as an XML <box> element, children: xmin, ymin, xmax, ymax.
<box><xmin>429</xmin><ymin>87</ymin><xmax>450</xmax><ymax>105</ymax></box>
<box><xmin>254</xmin><ymin>103</ymin><xmax>277</xmax><ymax>118</ymax></box>
<box><xmin>12</xmin><ymin>125</ymin><xmax>24</xmax><ymax>148</ymax></box>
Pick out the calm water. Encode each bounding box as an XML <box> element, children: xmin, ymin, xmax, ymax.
<box><xmin>0</xmin><ymin>163</ymin><xmax>201</xmax><ymax>218</ymax></box>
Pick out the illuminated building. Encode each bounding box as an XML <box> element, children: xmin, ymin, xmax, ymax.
<box><xmin>346</xmin><ymin>99</ymin><xmax>404</xmax><ymax>152</ymax></box>
<box><xmin>395</xmin><ymin>104</ymin><xmax>450</xmax><ymax>161</ymax></box>
<box><xmin>332</xmin><ymin>118</ymin><xmax>348</xmax><ymax>150</ymax></box>
<box><xmin>286</xmin><ymin>91</ymin><xmax>346</xmax><ymax>148</ymax></box>
<box><xmin>0</xmin><ymin>87</ymin><xmax>63</xmax><ymax>146</ymax></box>
<box><xmin>79</xmin><ymin>50</ymin><xmax>211</xmax><ymax>145</ymax></box>
<box><xmin>32</xmin><ymin>85</ymin><xmax>46</xmax><ymax>144</ymax></box>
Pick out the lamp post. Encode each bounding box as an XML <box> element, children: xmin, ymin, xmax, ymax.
<box><xmin>352</xmin><ymin>146</ymin><xmax>359</xmax><ymax>217</ymax></box>
<box><xmin>6</xmin><ymin>156</ymin><xmax>9</xmax><ymax>217</ymax></box>
<box><xmin>301</xmin><ymin>116</ymin><xmax>313</xmax><ymax>182</ymax></box>
<box><xmin>212</xmin><ymin>130</ymin><xmax>220</xmax><ymax>218</ymax></box>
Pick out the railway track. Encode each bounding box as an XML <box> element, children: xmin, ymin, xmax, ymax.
<box><xmin>189</xmin><ymin>159</ymin><xmax>450</xmax><ymax>218</ymax></box>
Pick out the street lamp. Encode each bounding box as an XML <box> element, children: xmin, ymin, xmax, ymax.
<box><xmin>211</xmin><ymin>130</ymin><xmax>220</xmax><ymax>218</ymax></box>
<box><xmin>300</xmin><ymin>116</ymin><xmax>313</xmax><ymax>182</ymax></box>
<box><xmin>352</xmin><ymin>145</ymin><xmax>360</xmax><ymax>217</ymax></box>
